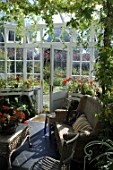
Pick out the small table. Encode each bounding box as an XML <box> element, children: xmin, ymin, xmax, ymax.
<box><xmin>0</xmin><ymin>123</ymin><xmax>32</xmax><ymax>169</ymax></box>
<box><xmin>44</xmin><ymin>113</ymin><xmax>56</xmax><ymax>138</ymax></box>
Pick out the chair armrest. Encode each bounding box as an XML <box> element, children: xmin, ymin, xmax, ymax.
<box><xmin>62</xmin><ymin>133</ymin><xmax>80</xmax><ymax>165</ymax></box>
<box><xmin>63</xmin><ymin>133</ymin><xmax>78</xmax><ymax>140</ymax></box>
<box><xmin>63</xmin><ymin>130</ymin><xmax>97</xmax><ymax>141</ymax></box>
<box><xmin>64</xmin><ymin>132</ymin><xmax>80</xmax><ymax>145</ymax></box>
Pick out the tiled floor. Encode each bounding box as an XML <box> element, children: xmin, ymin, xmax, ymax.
<box><xmin>0</xmin><ymin>116</ymin><xmax>84</xmax><ymax>170</ymax></box>
<box><xmin>11</xmin><ymin>121</ymin><xmax>60</xmax><ymax>170</ymax></box>
<box><xmin>0</xmin><ymin>120</ymin><xmax>59</xmax><ymax>170</ymax></box>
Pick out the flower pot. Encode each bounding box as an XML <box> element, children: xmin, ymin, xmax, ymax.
<box><xmin>14</xmin><ymin>84</ymin><xmax>18</xmax><ymax>88</ymax></box>
<box><xmin>0</xmin><ymin>125</ymin><xmax>17</xmax><ymax>135</ymax></box>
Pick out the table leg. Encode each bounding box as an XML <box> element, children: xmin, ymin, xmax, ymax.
<box><xmin>8</xmin><ymin>154</ymin><xmax>12</xmax><ymax>169</ymax></box>
<box><xmin>27</xmin><ymin>136</ymin><xmax>32</xmax><ymax>148</ymax></box>
<box><xmin>1</xmin><ymin>153</ymin><xmax>12</xmax><ymax>169</ymax></box>
<box><xmin>49</xmin><ymin>123</ymin><xmax>51</xmax><ymax>138</ymax></box>
<box><xmin>44</xmin><ymin>114</ymin><xmax>47</xmax><ymax>135</ymax></box>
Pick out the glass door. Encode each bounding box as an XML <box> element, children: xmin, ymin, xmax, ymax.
<box><xmin>50</xmin><ymin>45</ymin><xmax>69</xmax><ymax>112</ymax></box>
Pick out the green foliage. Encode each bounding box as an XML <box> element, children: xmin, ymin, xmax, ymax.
<box><xmin>43</xmin><ymin>80</ymin><xmax>49</xmax><ymax>94</ymax></box>
<box><xmin>0</xmin><ymin>0</ymin><xmax>96</xmax><ymax>40</ymax></box>
<box><xmin>0</xmin><ymin>77</ymin><xmax>6</xmax><ymax>88</ymax></box>
<box><xmin>54</xmin><ymin>77</ymin><xmax>63</xmax><ymax>86</ymax></box>
<box><xmin>1</xmin><ymin>0</ymin><xmax>113</xmax><ymax>138</ymax></box>
<box><xmin>43</xmin><ymin>66</ymin><xmax>50</xmax><ymax>82</ymax></box>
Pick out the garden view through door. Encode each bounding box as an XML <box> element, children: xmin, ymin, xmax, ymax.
<box><xmin>50</xmin><ymin>45</ymin><xmax>68</xmax><ymax>112</ymax></box>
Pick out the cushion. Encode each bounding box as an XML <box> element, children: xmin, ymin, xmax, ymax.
<box><xmin>56</xmin><ymin>123</ymin><xmax>73</xmax><ymax>140</ymax></box>
<box><xmin>72</xmin><ymin>114</ymin><xmax>93</xmax><ymax>133</ymax></box>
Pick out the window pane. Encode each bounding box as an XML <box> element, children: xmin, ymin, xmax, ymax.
<box><xmin>73</xmin><ymin>49</ymin><xmax>80</xmax><ymax>61</ymax></box>
<box><xmin>82</xmin><ymin>62</ymin><xmax>90</xmax><ymax>75</ymax></box>
<box><xmin>34</xmin><ymin>61</ymin><xmax>40</xmax><ymax>73</ymax></box>
<box><xmin>0</xmin><ymin>32</ymin><xmax>4</xmax><ymax>43</ymax></box>
<box><xmin>27</xmin><ymin>62</ymin><xmax>33</xmax><ymax>73</ymax></box>
<box><xmin>0</xmin><ymin>61</ymin><xmax>5</xmax><ymax>72</ymax></box>
<box><xmin>72</xmin><ymin>62</ymin><xmax>80</xmax><ymax>75</ymax></box>
<box><xmin>8</xmin><ymin>30</ymin><xmax>14</xmax><ymax>41</ymax></box>
<box><xmin>7</xmin><ymin>61</ymin><xmax>15</xmax><ymax>73</ymax></box>
<box><xmin>54</xmin><ymin>49</ymin><xmax>67</xmax><ymax>91</ymax></box>
<box><xmin>82</xmin><ymin>49</ymin><xmax>90</xmax><ymax>61</ymax></box>
<box><xmin>34</xmin><ymin>48</ymin><xmax>40</xmax><ymax>60</ymax></box>
<box><xmin>0</xmin><ymin>47</ymin><xmax>5</xmax><ymax>60</ymax></box>
<box><xmin>16</xmin><ymin>48</ymin><xmax>23</xmax><ymax>60</ymax></box>
<box><xmin>34</xmin><ymin>75</ymin><xmax>40</xmax><ymax>86</ymax></box>
<box><xmin>16</xmin><ymin>61</ymin><xmax>23</xmax><ymax>72</ymax></box>
<box><xmin>7</xmin><ymin>48</ymin><xmax>15</xmax><ymax>60</ymax></box>
<box><xmin>27</xmin><ymin>49</ymin><xmax>33</xmax><ymax>60</ymax></box>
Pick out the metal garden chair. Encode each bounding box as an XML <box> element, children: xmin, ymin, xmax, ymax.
<box><xmin>30</xmin><ymin>132</ymin><xmax>79</xmax><ymax>170</ymax></box>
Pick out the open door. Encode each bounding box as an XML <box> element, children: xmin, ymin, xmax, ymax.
<box><xmin>50</xmin><ymin>45</ymin><xmax>69</xmax><ymax>112</ymax></box>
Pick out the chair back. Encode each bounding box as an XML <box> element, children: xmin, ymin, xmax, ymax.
<box><xmin>77</xmin><ymin>95</ymin><xmax>102</xmax><ymax>129</ymax></box>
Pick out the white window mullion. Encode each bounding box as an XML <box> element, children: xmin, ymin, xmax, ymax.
<box><xmin>32</xmin><ymin>48</ymin><xmax>34</xmax><ymax>78</ymax></box>
<box><xmin>14</xmin><ymin>48</ymin><xmax>16</xmax><ymax>77</ymax></box>
<box><xmin>90</xmin><ymin>47</ymin><xmax>95</xmax><ymax>79</ymax></box>
<box><xmin>68</xmin><ymin>45</ymin><xmax>72</xmax><ymax>78</ymax></box>
<box><xmin>80</xmin><ymin>46</ymin><xmax>82</xmax><ymax>78</ymax></box>
<box><xmin>23</xmin><ymin>48</ymin><xmax>27</xmax><ymax>80</ymax></box>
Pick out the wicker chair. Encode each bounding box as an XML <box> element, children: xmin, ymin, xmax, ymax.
<box><xmin>55</xmin><ymin>95</ymin><xmax>102</xmax><ymax>164</ymax></box>
<box><xmin>30</xmin><ymin>133</ymin><xmax>79</xmax><ymax>170</ymax></box>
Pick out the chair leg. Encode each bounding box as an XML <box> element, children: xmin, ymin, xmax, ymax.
<box><xmin>61</xmin><ymin>164</ymin><xmax>70</xmax><ymax>170</ymax></box>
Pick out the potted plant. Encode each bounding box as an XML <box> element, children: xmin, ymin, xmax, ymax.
<box><xmin>63</xmin><ymin>77</ymin><xmax>102</xmax><ymax>96</ymax></box>
<box><xmin>0</xmin><ymin>96</ymin><xmax>27</xmax><ymax>135</ymax></box>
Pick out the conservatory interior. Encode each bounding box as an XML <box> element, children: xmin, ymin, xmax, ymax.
<box><xmin>0</xmin><ymin>1</ymin><xmax>113</xmax><ymax>170</ymax></box>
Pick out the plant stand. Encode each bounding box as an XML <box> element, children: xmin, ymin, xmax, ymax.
<box><xmin>0</xmin><ymin>87</ymin><xmax>41</xmax><ymax>116</ymax></box>
<box><xmin>0</xmin><ymin>123</ymin><xmax>32</xmax><ymax>169</ymax></box>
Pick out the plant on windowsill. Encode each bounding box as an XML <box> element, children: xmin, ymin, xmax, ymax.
<box><xmin>63</xmin><ymin>77</ymin><xmax>102</xmax><ymax>96</ymax></box>
<box><xmin>4</xmin><ymin>76</ymin><xmax>34</xmax><ymax>90</ymax></box>
<box><xmin>22</xmin><ymin>78</ymin><xmax>34</xmax><ymax>89</ymax></box>
<box><xmin>0</xmin><ymin>96</ymin><xmax>28</xmax><ymax>135</ymax></box>
<box><xmin>7</xmin><ymin>76</ymin><xmax>21</xmax><ymax>88</ymax></box>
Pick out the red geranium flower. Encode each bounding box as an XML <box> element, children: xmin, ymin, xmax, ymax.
<box><xmin>0</xmin><ymin>96</ymin><xmax>27</xmax><ymax>129</ymax></box>
<box><xmin>79</xmin><ymin>83</ymin><xmax>84</xmax><ymax>86</ymax></box>
<box><xmin>77</xmin><ymin>78</ymin><xmax>82</xmax><ymax>82</ymax></box>
<box><xmin>68</xmin><ymin>77</ymin><xmax>72</xmax><ymax>81</ymax></box>
<box><xmin>3</xmin><ymin>105</ymin><xmax>10</xmax><ymax>110</ymax></box>
<box><xmin>90</xmin><ymin>80</ymin><xmax>93</xmax><ymax>84</ymax></box>
<box><xmin>63</xmin><ymin>79</ymin><xmax>68</xmax><ymax>84</ymax></box>
<box><xmin>24</xmin><ymin>120</ymin><xmax>28</xmax><ymax>124</ymax></box>
<box><xmin>9</xmin><ymin>116</ymin><xmax>15</xmax><ymax>121</ymax></box>
<box><xmin>16</xmin><ymin>76</ymin><xmax>20</xmax><ymax>81</ymax></box>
